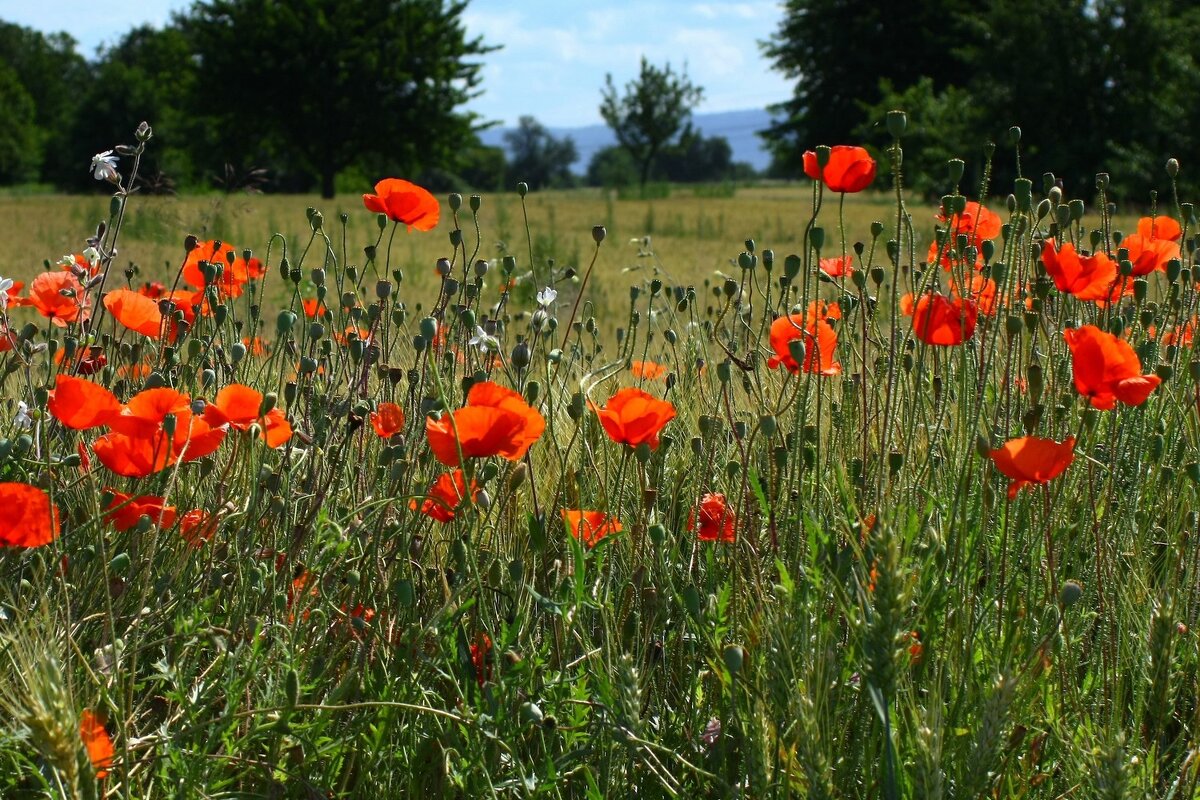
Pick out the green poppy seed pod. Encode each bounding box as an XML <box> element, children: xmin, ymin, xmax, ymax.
<box><xmin>722</xmin><ymin>279</ymin><xmax>738</xmax><ymax>297</ymax></box>
<box><xmin>1186</xmin><ymin>462</ymin><xmax>1200</xmax><ymax>484</ymax></box>
<box><xmin>161</xmin><ymin>412</ymin><xmax>176</xmax><ymax>437</ymax></box>
<box><xmin>762</xmin><ymin>249</ymin><xmax>774</xmax><ymax>271</ymax></box>
<box><xmin>726</xmin><ymin>460</ymin><xmax>741</xmax><ymax>482</ymax></box>
<box><xmin>501</xmin><ymin>255</ymin><xmax>517</xmax><ymax>275</ymax></box>
<box><xmin>783</xmin><ymin>254</ymin><xmax>802</xmax><ymax>280</ymax></box>
<box><xmin>1005</xmin><ymin>126</ymin><xmax>1021</xmax><ymax>145</ymax></box>
<box><xmin>1014</xmin><ymin>179</ymin><xmax>1033</xmax><ymax>212</ymax></box>
<box><xmin>448</xmin><ymin>229</ymin><xmax>463</xmax><ymax>249</ymax></box>
<box><xmin>889</xmin><ymin>451</ymin><xmax>904</xmax><ymax>474</ymax></box>
<box><xmin>310</xmin><ymin>211</ymin><xmax>324</xmax><ymax>231</ymax></box>
<box><xmin>1083</xmin><ymin>407</ymin><xmax>1099</xmax><ymax>431</ymax></box>
<box><xmin>1090</xmin><ymin>229</ymin><xmax>1104</xmax><ymax>251</ymax></box>
<box><xmin>733</xmin><ymin>420</ymin><xmax>747</xmax><ymax>440</ymax></box>
<box><xmin>517</xmin><ymin>181</ymin><xmax>528</xmax><ymax>197</ymax></box>
<box><xmin>592</xmin><ymin>225</ymin><xmax>606</xmax><ymax>244</ymax></box>
<box><xmin>665</xmin><ymin>328</ymin><xmax>677</xmax><ymax>345</ymax></box>
<box><xmin>1068</xmin><ymin>199</ymin><xmax>1085</xmax><ymax>222</ymax></box>
<box><xmin>469</xmin><ymin>194</ymin><xmax>481</xmax><ymax>212</ymax></box>
<box><xmin>1157</xmin><ymin>363</ymin><xmax>1173</xmax><ymax>382</ymax></box>
<box><xmin>743</xmin><ymin>237</ymin><xmax>756</xmax><ymax>254</ymax></box>
<box><xmin>1167</xmin><ymin>158</ymin><xmax>1180</xmax><ymax>178</ymax></box>
<box><xmin>1134</xmin><ymin>278</ymin><xmax>1148</xmax><ymax>302</ymax></box>
<box><xmin>109</xmin><ymin>552</ymin><xmax>131</xmax><ymax>575</ymax></box>
<box><xmin>814</xmin><ymin>145</ymin><xmax>832</xmax><ymax>168</ymax></box>
<box><xmin>1150</xmin><ymin>433</ymin><xmax>1164</xmax><ymax>462</ymax></box>
<box><xmin>276</xmin><ymin>310</ymin><xmax>297</xmax><ymax>336</ymax></box>
<box><xmin>568</xmin><ymin>392</ymin><xmax>585</xmax><ymax>420</ymax></box>
<box><xmin>300</xmin><ymin>356</ymin><xmax>318</xmax><ymax>374</ymax></box>
<box><xmin>1059</xmin><ymin>580</ymin><xmax>1084</xmax><ymax>608</ymax></box>
<box><xmin>12</xmin><ymin>434</ymin><xmax>32</xmax><ymax>456</ymax></box>
<box><xmin>787</xmin><ymin>338</ymin><xmax>806</xmax><ymax>366</ymax></box>
<box><xmin>231</xmin><ymin>341</ymin><xmax>247</xmax><ymax>362</ymax></box>
<box><xmin>447</xmin><ymin>193</ymin><xmax>462</xmax><ymax>211</ymax></box>
<box><xmin>634</xmin><ymin>442</ymin><xmax>652</xmax><ymax>462</ymax></box>
<box><xmin>810</xmin><ymin>227</ymin><xmax>825</xmax><ymax>253</ymax></box>
<box><xmin>310</xmin><ymin>268</ymin><xmax>325</xmax><ymax>287</ymax></box>
<box><xmin>258</xmin><ymin>392</ymin><xmax>277</xmax><ymax>417</ymax></box>
<box><xmin>886</xmin><ymin>239</ymin><xmax>900</xmax><ymax>264</ymax></box>
<box><xmin>850</xmin><ymin>269</ymin><xmax>866</xmax><ymax>290</ymax></box>
<box><xmin>690</xmin><ymin>436</ymin><xmax>703</xmax><ymax>456</ymax></box>
<box><xmin>507</xmin><ymin>557</ymin><xmax>525</xmax><ymax>584</ymax></box>
<box><xmin>473</xmin><ymin>259</ymin><xmax>489</xmax><ymax>278</ymax></box>
<box><xmin>512</xmin><ymin>341</ymin><xmax>531</xmax><ymax>369</ymax></box>
<box><xmin>716</xmin><ymin>360</ymin><xmax>732</xmax><ymax>383</ymax></box>
<box><xmin>870</xmin><ymin>266</ymin><xmax>886</xmax><ymax>286</ymax></box>
<box><xmin>1165</xmin><ymin>258</ymin><xmax>1182</xmax><ymax>283</ymax></box>
<box><xmin>419</xmin><ymin>316</ymin><xmax>438</xmax><ymax>340</ymax></box>
<box><xmin>1095</xmin><ymin>172</ymin><xmax>1110</xmax><ymax>190</ymax></box>
<box><xmin>981</xmin><ymin>239</ymin><xmax>995</xmax><ymax>263</ymax></box>
<box><xmin>759</xmin><ymin>415</ymin><xmax>777</xmax><ymax>437</ymax></box>
<box><xmin>723</xmin><ymin>644</ymin><xmax>745</xmax><ymax>675</ymax></box>
<box><xmin>864</xmin><ymin>223</ymin><xmax>882</xmax><ymax>242</ymax></box>
<box><xmin>947</xmin><ymin>158</ymin><xmax>965</xmax><ymax>186</ymax></box>
<box><xmin>886</xmin><ymin>110</ymin><xmax>907</xmax><ymax>138</ymax></box>
<box><xmin>1021</xmin><ymin>405</ymin><xmax>1043</xmax><ymax>435</ymax></box>
<box><xmin>202</xmin><ymin>368</ymin><xmax>216</xmax><ymax>388</ymax></box>
<box><xmin>186</xmin><ymin>339</ymin><xmax>202</xmax><ymax>360</ymax></box>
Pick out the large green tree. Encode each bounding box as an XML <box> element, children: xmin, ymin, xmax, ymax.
<box><xmin>600</xmin><ymin>58</ymin><xmax>704</xmax><ymax>190</ymax></box>
<box><xmin>503</xmin><ymin>116</ymin><xmax>577</xmax><ymax>190</ymax></box>
<box><xmin>182</xmin><ymin>0</ymin><xmax>494</xmax><ymax>197</ymax></box>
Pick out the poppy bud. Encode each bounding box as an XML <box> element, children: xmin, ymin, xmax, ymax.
<box><xmin>109</xmin><ymin>552</ymin><xmax>131</xmax><ymax>575</ymax></box>
<box><xmin>1166</xmin><ymin>158</ymin><xmax>1180</xmax><ymax>178</ymax></box>
<box><xmin>870</xmin><ymin>267</ymin><xmax>886</xmax><ymax>286</ymax></box>
<box><xmin>1036</xmin><ymin>199</ymin><xmax>1051</xmax><ymax>222</ymax></box>
<box><xmin>1167</xmin><ymin>259</ymin><xmax>1182</xmax><ymax>283</ymax></box>
<box><xmin>783</xmin><ymin>254</ymin><xmax>801</xmax><ymax>280</ymax></box>
<box><xmin>716</xmin><ymin>360</ymin><xmax>732</xmax><ymax>384</ymax></box>
<box><xmin>723</xmin><ymin>644</ymin><xmax>745</xmax><ymax>675</ymax></box>
<box><xmin>725</xmin><ymin>459</ymin><xmax>740</xmax><ymax>481</ymax></box>
<box><xmin>202</xmin><ymin>368</ymin><xmax>216</xmax><ymax>388</ymax></box>
<box><xmin>975</xmin><ymin>434</ymin><xmax>991</xmax><ymax>458</ymax></box>
<box><xmin>276</xmin><ymin>310</ymin><xmax>297</xmax><ymax>336</ymax></box>
<box><xmin>886</xmin><ymin>110</ymin><xmax>906</xmax><ymax>138</ymax></box>
<box><xmin>1059</xmin><ymin>580</ymin><xmax>1084</xmax><ymax>608</ymax></box>
<box><xmin>1133</xmin><ymin>278</ymin><xmax>1148</xmax><ymax>302</ymax></box>
<box><xmin>512</xmin><ymin>341</ymin><xmax>531</xmax><ymax>369</ymax></box>
<box><xmin>1068</xmin><ymin>199</ymin><xmax>1084</xmax><ymax>222</ymax></box>
<box><xmin>592</xmin><ymin>225</ymin><xmax>606</xmax><ymax>244</ymax></box>
<box><xmin>810</xmin><ymin>227</ymin><xmax>824</xmax><ymax>252</ymax></box>
<box><xmin>231</xmin><ymin>341</ymin><xmax>247</xmax><ymax>363</ymax></box>
<box><xmin>759</xmin><ymin>415</ymin><xmax>777</xmax><ymax>437</ymax></box>
<box><xmin>814</xmin><ymin>145</ymin><xmax>832</xmax><ymax>168</ymax></box>
<box><xmin>947</xmin><ymin>159</ymin><xmax>965</xmax><ymax>186</ymax></box>
<box><xmin>515</xmin><ymin>181</ymin><xmax>529</xmax><ymax>197</ymax></box>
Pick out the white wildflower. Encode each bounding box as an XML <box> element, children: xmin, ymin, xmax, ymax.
<box><xmin>536</xmin><ymin>286</ymin><xmax>558</xmax><ymax>307</ymax></box>
<box><xmin>469</xmin><ymin>325</ymin><xmax>500</xmax><ymax>354</ymax></box>
<box><xmin>90</xmin><ymin>151</ymin><xmax>120</xmax><ymax>183</ymax></box>
<box><xmin>0</xmin><ymin>277</ymin><xmax>12</xmax><ymax>310</ymax></box>
<box><xmin>14</xmin><ymin>401</ymin><xmax>32</xmax><ymax>430</ymax></box>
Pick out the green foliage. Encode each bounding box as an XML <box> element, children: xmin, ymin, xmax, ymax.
<box><xmin>600</xmin><ymin>57</ymin><xmax>705</xmax><ymax>190</ymax></box>
<box><xmin>503</xmin><ymin>116</ymin><xmax>578</xmax><ymax>190</ymax></box>
<box><xmin>0</xmin><ymin>63</ymin><xmax>41</xmax><ymax>184</ymax></box>
<box><xmin>587</xmin><ymin>145</ymin><xmax>638</xmax><ymax>189</ymax></box>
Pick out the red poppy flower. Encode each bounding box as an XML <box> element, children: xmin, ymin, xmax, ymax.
<box><xmin>202</xmin><ymin>384</ymin><xmax>292</xmax><ymax>448</ymax></box>
<box><xmin>1040</xmin><ymin>240</ymin><xmax>1119</xmax><ymax>302</ymax></box>
<box><xmin>362</xmin><ymin>178</ymin><xmax>440</xmax><ymax>231</ymax></box>
<box><xmin>1119</xmin><ymin>233</ymin><xmax>1179</xmax><ymax>276</ymax></box>
<box><xmin>95</xmin><ymin>388</ymin><xmax>226</xmax><ymax>477</ymax></box>
<box><xmin>426</xmin><ymin>381</ymin><xmax>545</xmax><ymax>466</ymax></box>
<box><xmin>103</xmin><ymin>288</ymin><xmax>168</xmax><ymax>339</ymax></box>
<box><xmin>1137</xmin><ymin>215</ymin><xmax>1182</xmax><ymax>242</ymax></box>
<box><xmin>935</xmin><ymin>200</ymin><xmax>1002</xmax><ymax>243</ymax></box>
<box><xmin>688</xmin><ymin>492</ymin><xmax>736</xmax><ymax>542</ymax></box>
<box><xmin>302</xmin><ymin>298</ymin><xmax>321</xmax><ymax>318</ymax></box>
<box><xmin>104</xmin><ymin>489</ymin><xmax>177</xmax><ymax>532</ymax></box>
<box><xmin>562</xmin><ymin>509</ymin><xmax>623</xmax><ymax>547</ymax></box>
<box><xmin>181</xmin><ymin>240</ymin><xmax>253</xmax><ymax>297</ymax></box>
<box><xmin>0</xmin><ymin>482</ymin><xmax>60</xmax><ymax>547</ymax></box>
<box><xmin>48</xmin><ymin>375</ymin><xmax>123</xmax><ymax>430</ymax></box>
<box><xmin>370</xmin><ymin>402</ymin><xmax>405</xmax><ymax>438</ymax></box>
<box><xmin>989</xmin><ymin>436</ymin><xmax>1075</xmax><ymax>500</ymax></box>
<box><xmin>1063</xmin><ymin>325</ymin><xmax>1162</xmax><ymax>410</ymax></box>
<box><xmin>901</xmin><ymin>291</ymin><xmax>978</xmax><ymax>346</ymax></box>
<box><xmin>589</xmin><ymin>387</ymin><xmax>676</xmax><ymax>450</ymax></box>
<box><xmin>27</xmin><ymin>271</ymin><xmax>88</xmax><ymax>325</ymax></box>
<box><xmin>410</xmin><ymin>469</ymin><xmax>479</xmax><ymax>523</ymax></box>
<box><xmin>469</xmin><ymin>632</ymin><xmax>493</xmax><ymax>686</ymax></box>
<box><xmin>80</xmin><ymin>709</ymin><xmax>114</xmax><ymax>780</ymax></box>
<box><xmin>242</xmin><ymin>336</ymin><xmax>267</xmax><ymax>356</ymax></box>
<box><xmin>952</xmin><ymin>274</ymin><xmax>998</xmax><ymax>316</ymax></box>
<box><xmin>927</xmin><ymin>239</ymin><xmax>985</xmax><ymax>272</ymax></box>
<box><xmin>765</xmin><ymin>313</ymin><xmax>842</xmax><ymax>375</ymax></box>
<box><xmin>1161</xmin><ymin>317</ymin><xmax>1197</xmax><ymax>348</ymax></box>
<box><xmin>139</xmin><ymin>281</ymin><xmax>167</xmax><ymax>299</ymax></box>
<box><xmin>179</xmin><ymin>509</ymin><xmax>218</xmax><ymax>548</ymax></box>
<box><xmin>630</xmin><ymin>359</ymin><xmax>667</xmax><ymax>380</ymax></box>
<box><xmin>818</xmin><ymin>256</ymin><xmax>854</xmax><ymax>278</ymax></box>
<box><xmin>802</xmin><ymin>145</ymin><xmax>876</xmax><ymax>193</ymax></box>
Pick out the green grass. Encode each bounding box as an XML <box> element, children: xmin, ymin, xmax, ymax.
<box><xmin>0</xmin><ymin>145</ymin><xmax>1197</xmax><ymax>798</ymax></box>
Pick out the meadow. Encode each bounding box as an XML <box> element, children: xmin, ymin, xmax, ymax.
<box><xmin>0</xmin><ymin>129</ymin><xmax>1198</xmax><ymax>799</ymax></box>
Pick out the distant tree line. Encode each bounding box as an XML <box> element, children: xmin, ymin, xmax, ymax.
<box><xmin>761</xmin><ymin>0</ymin><xmax>1200</xmax><ymax>201</ymax></box>
<box><xmin>0</xmin><ymin>4</ymin><xmax>753</xmax><ymax>197</ymax></box>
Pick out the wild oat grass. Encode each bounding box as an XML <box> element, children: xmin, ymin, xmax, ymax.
<box><xmin>0</xmin><ymin>124</ymin><xmax>1197</xmax><ymax>799</ymax></box>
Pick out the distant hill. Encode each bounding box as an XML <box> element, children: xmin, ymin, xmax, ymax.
<box><xmin>479</xmin><ymin>108</ymin><xmax>775</xmax><ymax>175</ymax></box>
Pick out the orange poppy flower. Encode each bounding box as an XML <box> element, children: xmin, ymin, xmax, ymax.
<box><xmin>27</xmin><ymin>271</ymin><xmax>88</xmax><ymax>325</ymax></box>
<box><xmin>181</xmin><ymin>240</ymin><xmax>253</xmax><ymax>297</ymax></box>
<box><xmin>927</xmin><ymin>239</ymin><xmax>985</xmax><ymax>272</ymax></box>
<box><xmin>0</xmin><ymin>482</ymin><xmax>60</xmax><ymax>547</ymax></box>
<box><xmin>589</xmin><ymin>387</ymin><xmax>676</xmax><ymax>450</ymax></box>
<box><xmin>302</xmin><ymin>298</ymin><xmax>322</xmax><ymax>318</ymax></box>
<box><xmin>765</xmin><ymin>313</ymin><xmax>842</xmax><ymax>375</ymax></box>
<box><xmin>1137</xmin><ymin>215</ymin><xmax>1182</xmax><ymax>242</ymax></box>
<box><xmin>103</xmin><ymin>288</ymin><xmax>167</xmax><ymax>339</ymax></box>
<box><xmin>688</xmin><ymin>492</ymin><xmax>736</xmax><ymax>542</ymax></box>
<box><xmin>935</xmin><ymin>200</ymin><xmax>1002</xmax><ymax>243</ymax></box>
<box><xmin>1063</xmin><ymin>325</ymin><xmax>1162</xmax><ymax>410</ymax></box>
<box><xmin>242</xmin><ymin>336</ymin><xmax>267</xmax><ymax>356</ymax></box>
<box><xmin>1119</xmin><ymin>233</ymin><xmax>1179</xmax><ymax>276</ymax></box>
<box><xmin>362</xmin><ymin>178</ymin><xmax>440</xmax><ymax>231</ymax></box>
<box><xmin>952</xmin><ymin>274</ymin><xmax>999</xmax><ymax>316</ymax></box>
<box><xmin>469</xmin><ymin>632</ymin><xmax>493</xmax><ymax>686</ymax></box>
<box><xmin>370</xmin><ymin>402</ymin><xmax>405</xmax><ymax>438</ymax></box>
<box><xmin>630</xmin><ymin>359</ymin><xmax>667</xmax><ymax>380</ymax></box>
<box><xmin>426</xmin><ymin>381</ymin><xmax>545</xmax><ymax>466</ymax></box>
<box><xmin>1161</xmin><ymin>317</ymin><xmax>1197</xmax><ymax>348</ymax></box>
<box><xmin>179</xmin><ymin>509</ymin><xmax>218</xmax><ymax>548</ymax></box>
<box><xmin>48</xmin><ymin>375</ymin><xmax>123</xmax><ymax>430</ymax></box>
<box><xmin>1040</xmin><ymin>240</ymin><xmax>1119</xmax><ymax>302</ymax></box>
<box><xmin>988</xmin><ymin>436</ymin><xmax>1075</xmax><ymax>500</ymax></box>
<box><xmin>562</xmin><ymin>509</ymin><xmax>623</xmax><ymax>547</ymax></box>
<box><xmin>901</xmin><ymin>291</ymin><xmax>978</xmax><ymax>346</ymax></box>
<box><xmin>802</xmin><ymin>145</ymin><xmax>876</xmax><ymax>193</ymax></box>
<box><xmin>138</xmin><ymin>280</ymin><xmax>167</xmax><ymax>299</ymax></box>
<box><xmin>3</xmin><ymin>280</ymin><xmax>25</xmax><ymax>307</ymax></box>
<box><xmin>410</xmin><ymin>469</ymin><xmax>479</xmax><ymax>523</ymax></box>
<box><xmin>202</xmin><ymin>384</ymin><xmax>292</xmax><ymax>448</ymax></box>
<box><xmin>95</xmin><ymin>388</ymin><xmax>226</xmax><ymax>477</ymax></box>
<box><xmin>79</xmin><ymin>709</ymin><xmax>114</xmax><ymax>780</ymax></box>
<box><xmin>818</xmin><ymin>256</ymin><xmax>854</xmax><ymax>278</ymax></box>
<box><xmin>104</xmin><ymin>489</ymin><xmax>177</xmax><ymax>532</ymax></box>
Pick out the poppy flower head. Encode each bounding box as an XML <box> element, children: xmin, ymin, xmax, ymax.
<box><xmin>103</xmin><ymin>288</ymin><xmax>169</xmax><ymax>340</ymax></box>
<box><xmin>1118</xmin><ymin>233</ymin><xmax>1180</xmax><ymax>277</ymax></box>
<box><xmin>902</xmin><ymin>291</ymin><xmax>978</xmax><ymax>346</ymax></box>
<box><xmin>562</xmin><ymin>509</ymin><xmax>623</xmax><ymax>547</ymax></box>
<box><xmin>426</xmin><ymin>380</ymin><xmax>545</xmax><ymax>466</ymax></box>
<box><xmin>370</xmin><ymin>401</ymin><xmax>406</xmax><ymax>438</ymax></box>
<box><xmin>0</xmin><ymin>482</ymin><xmax>60</xmax><ymax>547</ymax></box>
<box><xmin>362</xmin><ymin>178</ymin><xmax>440</xmax><ymax>232</ymax></box>
<box><xmin>588</xmin><ymin>387</ymin><xmax>676</xmax><ymax>450</ymax></box>
<box><xmin>988</xmin><ymin>436</ymin><xmax>1075</xmax><ymax>499</ymax></box>
<box><xmin>766</xmin><ymin>313</ymin><xmax>842</xmax><ymax>375</ymax></box>
<box><xmin>469</xmin><ymin>632</ymin><xmax>493</xmax><ymax>686</ymax></box>
<box><xmin>1040</xmin><ymin>240</ymin><xmax>1119</xmax><ymax>302</ymax></box>
<box><xmin>48</xmin><ymin>375</ymin><xmax>123</xmax><ymax>430</ymax></box>
<box><xmin>180</xmin><ymin>509</ymin><xmax>218</xmax><ymax>548</ymax></box>
<box><xmin>80</xmin><ymin>709</ymin><xmax>114</xmax><ymax>780</ymax></box>
<box><xmin>27</xmin><ymin>271</ymin><xmax>89</xmax><ymax>325</ymax></box>
<box><xmin>1137</xmin><ymin>215</ymin><xmax>1182</xmax><ymax>242</ymax></box>
<box><xmin>927</xmin><ymin>239</ymin><xmax>985</xmax><ymax>272</ymax></box>
<box><xmin>630</xmin><ymin>359</ymin><xmax>667</xmax><ymax>380</ymax></box>
<box><xmin>1063</xmin><ymin>325</ymin><xmax>1162</xmax><ymax>410</ymax></box>
<box><xmin>203</xmin><ymin>384</ymin><xmax>292</xmax><ymax>448</ymax></box>
<box><xmin>181</xmin><ymin>240</ymin><xmax>251</xmax><ymax>297</ymax></box>
<box><xmin>818</xmin><ymin>255</ymin><xmax>854</xmax><ymax>279</ymax></box>
<box><xmin>104</xmin><ymin>490</ymin><xmax>177</xmax><ymax>532</ymax></box>
<box><xmin>802</xmin><ymin>145</ymin><xmax>876</xmax><ymax>193</ymax></box>
<box><xmin>688</xmin><ymin>492</ymin><xmax>736</xmax><ymax>542</ymax></box>
<box><xmin>935</xmin><ymin>200</ymin><xmax>1002</xmax><ymax>243</ymax></box>
<box><xmin>410</xmin><ymin>469</ymin><xmax>479</xmax><ymax>522</ymax></box>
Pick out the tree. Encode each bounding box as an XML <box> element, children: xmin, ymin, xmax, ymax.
<box><xmin>0</xmin><ymin>63</ymin><xmax>41</xmax><ymax>184</ymax></box>
<box><xmin>656</xmin><ymin>131</ymin><xmax>736</xmax><ymax>183</ymax></box>
<box><xmin>760</xmin><ymin>1</ymin><xmax>968</xmax><ymax>176</ymax></box>
<box><xmin>503</xmin><ymin>116</ymin><xmax>578</xmax><ymax>189</ymax></box>
<box><xmin>182</xmin><ymin>0</ymin><xmax>494</xmax><ymax>198</ymax></box>
<box><xmin>600</xmin><ymin>58</ymin><xmax>704</xmax><ymax>190</ymax></box>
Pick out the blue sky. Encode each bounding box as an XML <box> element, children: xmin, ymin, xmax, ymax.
<box><xmin>4</xmin><ymin>0</ymin><xmax>791</xmax><ymax>128</ymax></box>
